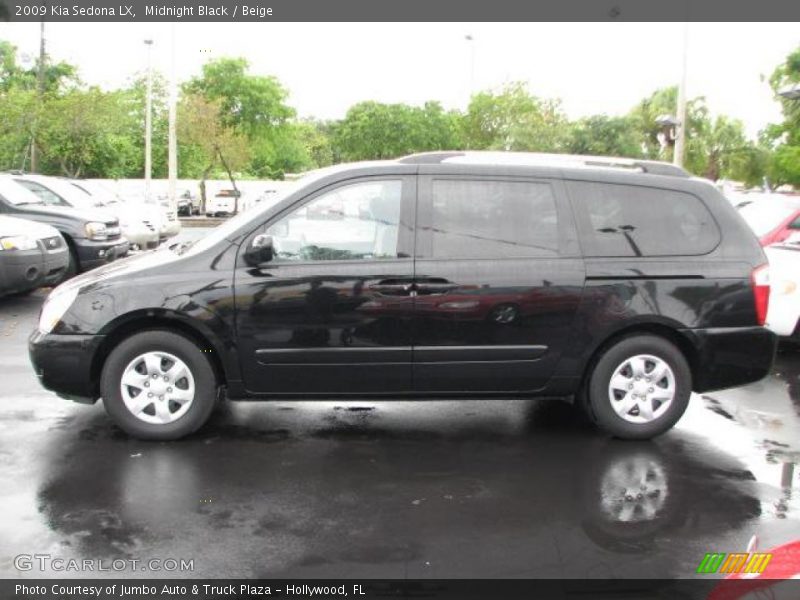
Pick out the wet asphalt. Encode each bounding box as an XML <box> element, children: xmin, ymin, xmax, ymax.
<box><xmin>1</xmin><ymin>260</ymin><xmax>800</xmax><ymax>579</ymax></box>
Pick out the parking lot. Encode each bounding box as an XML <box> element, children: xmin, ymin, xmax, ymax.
<box><xmin>0</xmin><ymin>278</ymin><xmax>798</xmax><ymax>579</ymax></box>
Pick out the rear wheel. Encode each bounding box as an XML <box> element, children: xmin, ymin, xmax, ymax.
<box><xmin>100</xmin><ymin>330</ymin><xmax>217</xmax><ymax>440</ymax></box>
<box><xmin>580</xmin><ymin>335</ymin><xmax>691</xmax><ymax>440</ymax></box>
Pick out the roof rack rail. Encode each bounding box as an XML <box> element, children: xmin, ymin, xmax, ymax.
<box><xmin>397</xmin><ymin>151</ymin><xmax>690</xmax><ymax>178</ymax></box>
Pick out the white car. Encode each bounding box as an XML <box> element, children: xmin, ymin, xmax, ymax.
<box><xmin>206</xmin><ymin>189</ymin><xmax>240</xmax><ymax>217</ymax></box>
<box><xmin>154</xmin><ymin>195</ymin><xmax>182</xmax><ymax>239</ymax></box>
<box><xmin>69</xmin><ymin>180</ymin><xmax>162</xmax><ymax>250</ymax></box>
<box><xmin>765</xmin><ymin>236</ymin><xmax>800</xmax><ymax>340</ymax></box>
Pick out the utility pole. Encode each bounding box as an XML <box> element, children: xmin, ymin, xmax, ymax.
<box><xmin>673</xmin><ymin>22</ymin><xmax>689</xmax><ymax>168</ymax></box>
<box><xmin>465</xmin><ymin>34</ymin><xmax>475</xmax><ymax>105</ymax></box>
<box><xmin>167</xmin><ymin>25</ymin><xmax>178</xmax><ymax>215</ymax></box>
<box><xmin>31</xmin><ymin>19</ymin><xmax>46</xmax><ymax>173</ymax></box>
<box><xmin>144</xmin><ymin>39</ymin><xmax>154</xmax><ymax>204</ymax></box>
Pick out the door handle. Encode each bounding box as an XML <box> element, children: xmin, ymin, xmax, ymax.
<box><xmin>415</xmin><ymin>282</ymin><xmax>458</xmax><ymax>293</ymax></box>
<box><xmin>369</xmin><ymin>280</ymin><xmax>414</xmax><ymax>293</ymax></box>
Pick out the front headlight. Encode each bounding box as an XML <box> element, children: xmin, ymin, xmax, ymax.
<box><xmin>39</xmin><ymin>287</ymin><xmax>80</xmax><ymax>334</ymax></box>
<box><xmin>0</xmin><ymin>235</ymin><xmax>38</xmax><ymax>251</ymax></box>
<box><xmin>85</xmin><ymin>221</ymin><xmax>108</xmax><ymax>241</ymax></box>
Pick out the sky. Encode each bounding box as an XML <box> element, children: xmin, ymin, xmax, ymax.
<box><xmin>1</xmin><ymin>22</ymin><xmax>797</xmax><ymax>138</ymax></box>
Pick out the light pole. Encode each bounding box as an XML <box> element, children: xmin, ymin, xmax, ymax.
<box><xmin>673</xmin><ymin>22</ymin><xmax>689</xmax><ymax>168</ymax></box>
<box><xmin>144</xmin><ymin>39</ymin><xmax>154</xmax><ymax>205</ymax></box>
<box><xmin>30</xmin><ymin>19</ymin><xmax>46</xmax><ymax>173</ymax></box>
<box><xmin>465</xmin><ymin>34</ymin><xmax>475</xmax><ymax>104</ymax></box>
<box><xmin>167</xmin><ymin>25</ymin><xmax>178</xmax><ymax>215</ymax></box>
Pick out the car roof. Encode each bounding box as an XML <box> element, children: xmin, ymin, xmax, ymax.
<box><xmin>395</xmin><ymin>151</ymin><xmax>690</xmax><ymax>178</ymax></box>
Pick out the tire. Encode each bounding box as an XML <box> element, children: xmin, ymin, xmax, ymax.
<box><xmin>100</xmin><ymin>330</ymin><xmax>217</xmax><ymax>440</ymax></box>
<box><xmin>580</xmin><ymin>441</ymin><xmax>686</xmax><ymax>552</ymax></box>
<box><xmin>580</xmin><ymin>334</ymin><xmax>691</xmax><ymax>440</ymax></box>
<box><xmin>63</xmin><ymin>244</ymin><xmax>79</xmax><ymax>279</ymax></box>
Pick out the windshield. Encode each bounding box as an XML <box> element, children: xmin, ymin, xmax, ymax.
<box><xmin>0</xmin><ymin>178</ymin><xmax>46</xmax><ymax>205</ymax></box>
<box><xmin>739</xmin><ymin>202</ymin><xmax>800</xmax><ymax>237</ymax></box>
<box><xmin>17</xmin><ymin>177</ymin><xmax>105</xmax><ymax>209</ymax></box>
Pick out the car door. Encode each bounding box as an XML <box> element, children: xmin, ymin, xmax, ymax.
<box><xmin>235</xmin><ymin>175</ymin><xmax>417</xmax><ymax>395</ymax></box>
<box><xmin>412</xmin><ymin>172</ymin><xmax>585</xmax><ymax>393</ymax></box>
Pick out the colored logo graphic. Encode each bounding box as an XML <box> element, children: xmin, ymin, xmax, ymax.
<box><xmin>697</xmin><ymin>552</ymin><xmax>773</xmax><ymax>575</ymax></box>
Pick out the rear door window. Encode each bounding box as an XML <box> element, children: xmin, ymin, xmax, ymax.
<box><xmin>568</xmin><ymin>181</ymin><xmax>720</xmax><ymax>257</ymax></box>
<box><xmin>426</xmin><ymin>179</ymin><xmax>560</xmax><ymax>259</ymax></box>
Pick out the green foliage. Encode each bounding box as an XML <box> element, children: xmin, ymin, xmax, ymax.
<box><xmin>567</xmin><ymin>115</ymin><xmax>643</xmax><ymax>158</ymax></box>
<box><xmin>36</xmin><ymin>88</ymin><xmax>137</xmax><ymax>178</ymax></box>
<box><xmin>185</xmin><ymin>57</ymin><xmax>294</xmax><ymax>135</ymax></box>
<box><xmin>0</xmin><ymin>86</ymin><xmax>37</xmax><ymax>169</ymax></box>
<box><xmin>1</xmin><ymin>37</ymin><xmax>797</xmax><ymax>192</ymax></box>
<box><xmin>462</xmin><ymin>82</ymin><xmax>568</xmax><ymax>152</ymax></box>
<box><xmin>757</xmin><ymin>45</ymin><xmax>800</xmax><ymax>188</ymax></box>
<box><xmin>334</xmin><ymin>100</ymin><xmax>462</xmax><ymax>161</ymax></box>
<box><xmin>0</xmin><ymin>40</ymin><xmax>78</xmax><ymax>93</ymax></box>
<box><xmin>184</xmin><ymin>57</ymin><xmax>302</xmax><ymax>176</ymax></box>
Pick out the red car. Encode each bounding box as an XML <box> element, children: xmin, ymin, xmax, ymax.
<box><xmin>737</xmin><ymin>195</ymin><xmax>800</xmax><ymax>246</ymax></box>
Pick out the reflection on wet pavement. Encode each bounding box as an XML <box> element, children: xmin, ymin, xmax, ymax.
<box><xmin>1</xmin><ymin>291</ymin><xmax>799</xmax><ymax>578</ymax></box>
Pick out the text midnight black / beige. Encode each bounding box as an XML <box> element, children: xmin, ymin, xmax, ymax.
<box><xmin>145</xmin><ymin>4</ymin><xmax>275</xmax><ymax>18</ymax></box>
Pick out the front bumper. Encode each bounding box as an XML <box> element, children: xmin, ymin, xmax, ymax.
<box><xmin>0</xmin><ymin>247</ymin><xmax>46</xmax><ymax>295</ymax></box>
<box><xmin>122</xmin><ymin>225</ymin><xmax>159</xmax><ymax>250</ymax></box>
<box><xmin>41</xmin><ymin>246</ymin><xmax>70</xmax><ymax>286</ymax></box>
<box><xmin>680</xmin><ymin>326</ymin><xmax>778</xmax><ymax>393</ymax></box>
<box><xmin>75</xmin><ymin>238</ymin><xmax>129</xmax><ymax>271</ymax></box>
<box><xmin>29</xmin><ymin>329</ymin><xmax>103</xmax><ymax>403</ymax></box>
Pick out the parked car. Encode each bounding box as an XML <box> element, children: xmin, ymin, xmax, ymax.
<box><xmin>68</xmin><ymin>180</ymin><xmax>160</xmax><ymax>250</ymax></box>
<box><xmin>206</xmin><ymin>188</ymin><xmax>240</xmax><ymax>217</ymax></box>
<box><xmin>737</xmin><ymin>195</ymin><xmax>800</xmax><ymax>246</ymax></box>
<box><xmin>177</xmin><ymin>189</ymin><xmax>200</xmax><ymax>216</ymax></box>
<box><xmin>0</xmin><ymin>175</ymin><xmax>127</xmax><ymax>276</ymax></box>
<box><xmin>153</xmin><ymin>195</ymin><xmax>181</xmax><ymax>239</ymax></box>
<box><xmin>29</xmin><ymin>152</ymin><xmax>776</xmax><ymax>441</ymax></box>
<box><xmin>0</xmin><ymin>215</ymin><xmax>69</xmax><ymax>296</ymax></box>
<box><xmin>764</xmin><ymin>239</ymin><xmax>800</xmax><ymax>341</ymax></box>
<box><xmin>12</xmin><ymin>174</ymin><xmax>138</xmax><ymax>257</ymax></box>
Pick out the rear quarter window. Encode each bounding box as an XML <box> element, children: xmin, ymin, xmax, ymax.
<box><xmin>567</xmin><ymin>181</ymin><xmax>721</xmax><ymax>257</ymax></box>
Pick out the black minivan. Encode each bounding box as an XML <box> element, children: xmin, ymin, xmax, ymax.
<box><xmin>29</xmin><ymin>152</ymin><xmax>777</xmax><ymax>440</ymax></box>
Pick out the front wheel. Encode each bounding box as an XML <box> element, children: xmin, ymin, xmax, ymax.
<box><xmin>580</xmin><ymin>335</ymin><xmax>691</xmax><ymax>440</ymax></box>
<box><xmin>100</xmin><ymin>330</ymin><xmax>217</xmax><ymax>440</ymax></box>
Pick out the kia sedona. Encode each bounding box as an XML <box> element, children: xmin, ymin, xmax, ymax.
<box><xmin>29</xmin><ymin>152</ymin><xmax>777</xmax><ymax>441</ymax></box>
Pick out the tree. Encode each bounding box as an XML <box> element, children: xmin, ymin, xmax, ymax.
<box><xmin>461</xmin><ymin>82</ymin><xmax>569</xmax><ymax>152</ymax></box>
<box><xmin>185</xmin><ymin>57</ymin><xmax>299</xmax><ymax>177</ymax></box>
<box><xmin>0</xmin><ymin>40</ymin><xmax>80</xmax><ymax>172</ymax></box>
<box><xmin>0</xmin><ymin>40</ymin><xmax>78</xmax><ymax>94</ymax></box>
<box><xmin>567</xmin><ymin>115</ymin><xmax>643</xmax><ymax>158</ymax></box>
<box><xmin>760</xmin><ymin>45</ymin><xmax>800</xmax><ymax>188</ymax></box>
<box><xmin>689</xmin><ymin>115</ymin><xmax>752</xmax><ymax>181</ymax></box>
<box><xmin>295</xmin><ymin>119</ymin><xmax>335</xmax><ymax>168</ymax></box>
<box><xmin>178</xmin><ymin>94</ymin><xmax>249</xmax><ymax>212</ymax></box>
<box><xmin>35</xmin><ymin>88</ymin><xmax>136</xmax><ymax>178</ymax></box>
<box><xmin>334</xmin><ymin>100</ymin><xmax>461</xmax><ymax>161</ymax></box>
<box><xmin>0</xmin><ymin>87</ymin><xmax>38</xmax><ymax>170</ymax></box>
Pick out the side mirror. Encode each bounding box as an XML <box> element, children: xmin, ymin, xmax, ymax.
<box><xmin>244</xmin><ymin>234</ymin><xmax>274</xmax><ymax>265</ymax></box>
